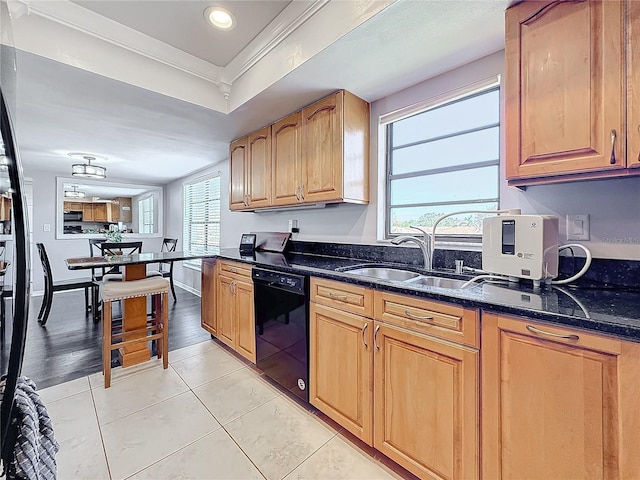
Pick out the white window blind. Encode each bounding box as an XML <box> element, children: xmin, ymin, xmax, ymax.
<box><xmin>139</xmin><ymin>196</ymin><xmax>154</xmax><ymax>234</ymax></box>
<box><xmin>183</xmin><ymin>174</ymin><xmax>221</xmax><ymax>269</ymax></box>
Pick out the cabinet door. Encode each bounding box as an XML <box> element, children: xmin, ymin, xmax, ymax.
<box><xmin>216</xmin><ymin>275</ymin><xmax>236</xmax><ymax>348</ymax></box>
<box><xmin>234</xmin><ymin>279</ymin><xmax>255</xmax><ymax>363</ymax></box>
<box><xmin>229</xmin><ymin>137</ymin><xmax>248</xmax><ymax>211</ymax></box>
<box><xmin>94</xmin><ymin>203</ymin><xmax>107</xmax><ymax>222</ymax></box>
<box><xmin>272</xmin><ymin>112</ymin><xmax>302</xmax><ymax>206</ymax></box>
<box><xmin>247</xmin><ymin>127</ymin><xmax>272</xmax><ymax>208</ymax></box>
<box><xmin>309</xmin><ymin>303</ymin><xmax>373</xmax><ymax>445</ymax></box>
<box><xmin>302</xmin><ymin>92</ymin><xmax>343</xmax><ymax>203</ymax></box>
<box><xmin>505</xmin><ymin>0</ymin><xmax>624</xmax><ymax>181</ymax></box>
<box><xmin>374</xmin><ymin>322</ymin><xmax>479</xmax><ymax>480</ymax></box>
<box><xmin>108</xmin><ymin>203</ymin><xmax>119</xmax><ymax>222</ymax></box>
<box><xmin>482</xmin><ymin>313</ymin><xmax>640</xmax><ymax>479</ymax></box>
<box><xmin>628</xmin><ymin>0</ymin><xmax>640</xmax><ymax>169</ymax></box>
<box><xmin>82</xmin><ymin>203</ymin><xmax>94</xmax><ymax>221</ymax></box>
<box><xmin>119</xmin><ymin>197</ymin><xmax>132</xmax><ymax>222</ymax></box>
<box><xmin>201</xmin><ymin>260</ymin><xmax>216</xmax><ymax>336</ymax></box>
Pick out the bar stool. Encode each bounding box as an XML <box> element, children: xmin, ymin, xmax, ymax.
<box><xmin>101</xmin><ymin>276</ymin><xmax>170</xmax><ymax>388</ymax></box>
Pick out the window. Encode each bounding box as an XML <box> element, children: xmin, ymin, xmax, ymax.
<box><xmin>183</xmin><ymin>174</ymin><xmax>221</xmax><ymax>269</ymax></box>
<box><xmin>384</xmin><ymin>80</ymin><xmax>500</xmax><ymax>240</ymax></box>
<box><xmin>138</xmin><ymin>195</ymin><xmax>154</xmax><ymax>234</ymax></box>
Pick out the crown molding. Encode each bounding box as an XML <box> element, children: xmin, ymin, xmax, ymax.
<box><xmin>18</xmin><ymin>0</ymin><xmax>222</xmax><ymax>85</ymax></box>
<box><xmin>221</xmin><ymin>0</ymin><xmax>330</xmax><ymax>85</ymax></box>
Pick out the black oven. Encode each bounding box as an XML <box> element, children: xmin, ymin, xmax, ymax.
<box><xmin>252</xmin><ymin>267</ymin><xmax>309</xmax><ymax>402</ymax></box>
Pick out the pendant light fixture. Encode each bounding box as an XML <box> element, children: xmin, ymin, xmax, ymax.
<box><xmin>64</xmin><ymin>185</ymin><xmax>85</xmax><ymax>199</ymax></box>
<box><xmin>69</xmin><ymin>153</ymin><xmax>107</xmax><ymax>179</ymax></box>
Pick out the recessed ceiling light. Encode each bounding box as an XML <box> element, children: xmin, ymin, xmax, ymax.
<box><xmin>204</xmin><ymin>6</ymin><xmax>235</xmax><ymax>30</ymax></box>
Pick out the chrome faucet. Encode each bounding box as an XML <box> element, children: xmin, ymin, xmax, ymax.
<box><xmin>391</xmin><ymin>233</ymin><xmax>431</xmax><ymax>270</ymax></box>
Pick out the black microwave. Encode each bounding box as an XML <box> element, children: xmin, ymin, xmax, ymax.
<box><xmin>63</xmin><ymin>211</ymin><xmax>82</xmax><ymax>221</ymax></box>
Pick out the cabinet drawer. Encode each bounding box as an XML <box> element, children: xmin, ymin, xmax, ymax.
<box><xmin>218</xmin><ymin>260</ymin><xmax>252</xmax><ymax>279</ymax></box>
<box><xmin>311</xmin><ymin>278</ymin><xmax>373</xmax><ymax>317</ymax></box>
<box><xmin>374</xmin><ymin>290</ymin><xmax>478</xmax><ymax>347</ymax></box>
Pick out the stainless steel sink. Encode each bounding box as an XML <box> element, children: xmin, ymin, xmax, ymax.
<box><xmin>405</xmin><ymin>276</ymin><xmax>468</xmax><ymax>289</ymax></box>
<box><xmin>344</xmin><ymin>267</ymin><xmax>420</xmax><ymax>281</ymax></box>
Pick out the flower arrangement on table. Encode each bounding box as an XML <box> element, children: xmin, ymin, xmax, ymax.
<box><xmin>104</xmin><ymin>230</ymin><xmax>123</xmax><ymax>243</ymax></box>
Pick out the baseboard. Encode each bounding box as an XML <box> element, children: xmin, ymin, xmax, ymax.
<box><xmin>175</xmin><ymin>281</ymin><xmax>201</xmax><ymax>297</ymax></box>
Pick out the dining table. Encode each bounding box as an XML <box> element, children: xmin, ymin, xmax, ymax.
<box><xmin>65</xmin><ymin>250</ymin><xmax>214</xmax><ymax>366</ymax></box>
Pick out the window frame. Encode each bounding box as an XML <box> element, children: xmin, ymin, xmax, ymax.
<box><xmin>138</xmin><ymin>194</ymin><xmax>154</xmax><ymax>234</ymax></box>
<box><xmin>381</xmin><ymin>76</ymin><xmax>501</xmax><ymax>242</ymax></box>
<box><xmin>183</xmin><ymin>172</ymin><xmax>222</xmax><ymax>271</ymax></box>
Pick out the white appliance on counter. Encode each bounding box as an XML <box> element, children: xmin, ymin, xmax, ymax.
<box><xmin>482</xmin><ymin>214</ymin><xmax>559</xmax><ymax>284</ymax></box>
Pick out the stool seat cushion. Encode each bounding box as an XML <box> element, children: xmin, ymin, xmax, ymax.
<box><xmin>101</xmin><ymin>277</ymin><xmax>169</xmax><ymax>302</ymax></box>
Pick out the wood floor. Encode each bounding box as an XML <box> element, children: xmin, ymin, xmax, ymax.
<box><xmin>0</xmin><ymin>286</ymin><xmax>210</xmax><ymax>389</ymax></box>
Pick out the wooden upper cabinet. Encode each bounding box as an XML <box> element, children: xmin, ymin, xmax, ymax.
<box><xmin>272</xmin><ymin>111</ymin><xmax>302</xmax><ymax>206</ymax></box>
<box><xmin>302</xmin><ymin>90</ymin><xmax>369</xmax><ymax>204</ymax></box>
<box><xmin>93</xmin><ymin>203</ymin><xmax>108</xmax><ymax>222</ymax></box>
<box><xmin>482</xmin><ymin>313</ymin><xmax>640</xmax><ymax>479</ymax></box>
<box><xmin>628</xmin><ymin>0</ymin><xmax>640</xmax><ymax>169</ymax></box>
<box><xmin>247</xmin><ymin>126</ymin><xmax>272</xmax><ymax>209</ymax></box>
<box><xmin>229</xmin><ymin>90</ymin><xmax>369</xmax><ymax>211</ymax></box>
<box><xmin>82</xmin><ymin>203</ymin><xmax>94</xmax><ymax>222</ymax></box>
<box><xmin>505</xmin><ymin>0</ymin><xmax>626</xmax><ymax>184</ymax></box>
<box><xmin>229</xmin><ymin>137</ymin><xmax>248</xmax><ymax>210</ymax></box>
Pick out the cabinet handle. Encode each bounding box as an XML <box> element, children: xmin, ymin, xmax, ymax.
<box><xmin>526</xmin><ymin>324</ymin><xmax>579</xmax><ymax>341</ymax></box>
<box><xmin>295</xmin><ymin>186</ymin><xmax>301</xmax><ymax>202</ymax></box>
<box><xmin>328</xmin><ymin>292</ymin><xmax>348</xmax><ymax>301</ymax></box>
<box><xmin>610</xmin><ymin>129</ymin><xmax>617</xmax><ymax>165</ymax></box>
<box><xmin>405</xmin><ymin>310</ymin><xmax>434</xmax><ymax>321</ymax></box>
<box><xmin>231</xmin><ymin>280</ymin><xmax>237</xmax><ymax>295</ymax></box>
<box><xmin>300</xmin><ymin>184</ymin><xmax>305</xmax><ymax>200</ymax></box>
<box><xmin>637</xmin><ymin>125</ymin><xmax>640</xmax><ymax>162</ymax></box>
<box><xmin>374</xmin><ymin>325</ymin><xmax>380</xmax><ymax>351</ymax></box>
<box><xmin>361</xmin><ymin>323</ymin><xmax>368</xmax><ymax>349</ymax></box>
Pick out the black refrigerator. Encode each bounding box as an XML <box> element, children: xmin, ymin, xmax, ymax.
<box><xmin>0</xmin><ymin>0</ymin><xmax>34</xmax><ymax>469</ymax></box>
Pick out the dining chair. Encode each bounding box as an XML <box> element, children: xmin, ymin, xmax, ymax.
<box><xmin>156</xmin><ymin>238</ymin><xmax>177</xmax><ymax>302</ymax></box>
<box><xmin>36</xmin><ymin>243</ymin><xmax>96</xmax><ymax>326</ymax></box>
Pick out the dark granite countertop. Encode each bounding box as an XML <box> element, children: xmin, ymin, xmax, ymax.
<box><xmin>211</xmin><ymin>248</ymin><xmax>640</xmax><ymax>342</ymax></box>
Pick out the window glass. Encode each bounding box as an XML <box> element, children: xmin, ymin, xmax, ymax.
<box><xmin>386</xmin><ymin>86</ymin><xmax>500</xmax><ymax>237</ymax></box>
<box><xmin>138</xmin><ymin>196</ymin><xmax>154</xmax><ymax>234</ymax></box>
<box><xmin>183</xmin><ymin>175</ymin><xmax>221</xmax><ymax>269</ymax></box>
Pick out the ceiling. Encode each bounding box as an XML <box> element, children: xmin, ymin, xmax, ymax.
<box><xmin>4</xmin><ymin>0</ymin><xmax>512</xmax><ymax>186</ymax></box>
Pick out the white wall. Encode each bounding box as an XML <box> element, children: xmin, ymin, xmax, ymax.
<box><xmin>29</xmin><ymin>168</ymin><xmax>164</xmax><ymax>292</ymax></box>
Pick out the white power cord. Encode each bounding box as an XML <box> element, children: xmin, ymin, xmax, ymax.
<box><xmin>460</xmin><ymin>274</ymin><xmax>511</xmax><ymax>289</ymax></box>
<box><xmin>551</xmin><ymin>243</ymin><xmax>592</xmax><ymax>285</ymax></box>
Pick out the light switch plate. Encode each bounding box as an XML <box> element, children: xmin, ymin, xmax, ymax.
<box><xmin>43</xmin><ymin>223</ymin><xmax>51</xmax><ymax>232</ymax></box>
<box><xmin>566</xmin><ymin>214</ymin><xmax>590</xmax><ymax>241</ymax></box>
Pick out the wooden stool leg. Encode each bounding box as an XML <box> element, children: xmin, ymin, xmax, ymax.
<box><xmin>103</xmin><ymin>300</ymin><xmax>113</xmax><ymax>388</ymax></box>
<box><xmin>162</xmin><ymin>291</ymin><xmax>169</xmax><ymax>370</ymax></box>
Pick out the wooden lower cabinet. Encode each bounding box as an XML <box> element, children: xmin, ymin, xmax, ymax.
<box><xmin>201</xmin><ymin>259</ymin><xmax>256</xmax><ymax>363</ymax></box>
<box><xmin>309</xmin><ymin>302</ymin><xmax>373</xmax><ymax>445</ymax></box>
<box><xmin>374</xmin><ymin>321</ymin><xmax>479</xmax><ymax>480</ymax></box>
<box><xmin>201</xmin><ymin>259</ymin><xmax>216</xmax><ymax>336</ymax></box>
<box><xmin>482</xmin><ymin>312</ymin><xmax>640</xmax><ymax>479</ymax></box>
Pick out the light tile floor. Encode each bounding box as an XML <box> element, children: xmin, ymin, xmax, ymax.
<box><xmin>39</xmin><ymin>339</ymin><xmax>412</xmax><ymax>480</ymax></box>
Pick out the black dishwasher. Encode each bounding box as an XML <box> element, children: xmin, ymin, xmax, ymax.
<box><xmin>252</xmin><ymin>267</ymin><xmax>309</xmax><ymax>402</ymax></box>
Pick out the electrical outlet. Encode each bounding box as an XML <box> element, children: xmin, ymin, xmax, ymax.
<box><xmin>43</xmin><ymin>223</ymin><xmax>51</xmax><ymax>232</ymax></box>
<box><xmin>566</xmin><ymin>214</ymin><xmax>590</xmax><ymax>241</ymax></box>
